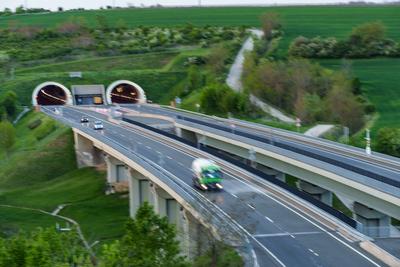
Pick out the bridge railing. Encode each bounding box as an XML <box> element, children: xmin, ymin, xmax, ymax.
<box><xmin>43</xmin><ymin>107</ymin><xmax>257</xmax><ymax>267</ymax></box>
<box><xmin>122</xmin><ymin>116</ymin><xmax>359</xmax><ymax>229</ymax></box>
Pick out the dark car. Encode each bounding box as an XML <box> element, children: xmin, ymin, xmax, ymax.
<box><xmin>80</xmin><ymin>116</ymin><xmax>89</xmax><ymax>123</ymax></box>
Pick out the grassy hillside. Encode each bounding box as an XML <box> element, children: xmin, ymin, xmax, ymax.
<box><xmin>16</xmin><ymin>51</ymin><xmax>179</xmax><ymax>74</ymax></box>
<box><xmin>0</xmin><ymin>111</ymin><xmax>129</xmax><ymax>242</ymax></box>
<box><xmin>318</xmin><ymin>58</ymin><xmax>400</xmax><ymax>135</ymax></box>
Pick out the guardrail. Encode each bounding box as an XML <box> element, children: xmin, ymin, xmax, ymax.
<box><xmin>176</xmin><ymin>115</ymin><xmax>400</xmax><ymax>189</ymax></box>
<box><xmin>161</xmin><ymin>105</ymin><xmax>400</xmax><ymax>172</ymax></box>
<box><xmin>122</xmin><ymin>116</ymin><xmax>359</xmax><ymax>229</ymax></box>
<box><xmin>42</xmin><ymin>107</ymin><xmax>257</xmax><ymax>267</ymax></box>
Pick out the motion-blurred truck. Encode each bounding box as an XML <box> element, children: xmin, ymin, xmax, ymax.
<box><xmin>191</xmin><ymin>158</ymin><xmax>223</xmax><ymax>190</ymax></box>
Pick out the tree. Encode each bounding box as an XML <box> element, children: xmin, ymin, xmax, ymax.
<box><xmin>260</xmin><ymin>12</ymin><xmax>281</xmax><ymax>40</ymax></box>
<box><xmin>101</xmin><ymin>202</ymin><xmax>188</xmax><ymax>267</ymax></box>
<box><xmin>376</xmin><ymin>128</ymin><xmax>400</xmax><ymax>157</ymax></box>
<box><xmin>1</xmin><ymin>91</ymin><xmax>18</xmax><ymax>118</ymax></box>
<box><xmin>206</xmin><ymin>45</ymin><xmax>229</xmax><ymax>75</ymax></box>
<box><xmin>0</xmin><ymin>120</ymin><xmax>15</xmax><ymax>158</ymax></box>
<box><xmin>325</xmin><ymin>75</ymin><xmax>365</xmax><ymax>132</ymax></box>
<box><xmin>349</xmin><ymin>21</ymin><xmax>386</xmax><ymax>45</ymax></box>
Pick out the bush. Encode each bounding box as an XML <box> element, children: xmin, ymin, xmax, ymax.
<box><xmin>289</xmin><ymin>21</ymin><xmax>399</xmax><ymax>59</ymax></box>
<box><xmin>27</xmin><ymin>119</ymin><xmax>42</xmax><ymax>130</ymax></box>
<box><xmin>375</xmin><ymin>128</ymin><xmax>400</xmax><ymax>157</ymax></box>
<box><xmin>33</xmin><ymin>120</ymin><xmax>56</xmax><ymax>140</ymax></box>
<box><xmin>200</xmin><ymin>84</ymin><xmax>249</xmax><ymax>116</ymax></box>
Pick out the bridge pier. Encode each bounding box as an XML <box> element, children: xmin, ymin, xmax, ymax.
<box><xmin>297</xmin><ymin>180</ymin><xmax>333</xmax><ymax>206</ymax></box>
<box><xmin>353</xmin><ymin>202</ymin><xmax>391</xmax><ymax>238</ymax></box>
<box><xmin>176</xmin><ymin>128</ymin><xmax>197</xmax><ymax>144</ymax></box>
<box><xmin>104</xmin><ymin>155</ymin><xmax>130</xmax><ymax>194</ymax></box>
<box><xmin>74</xmin><ymin>131</ymin><xmax>103</xmax><ymax>167</ymax></box>
<box><xmin>128</xmin><ymin>169</ymin><xmax>152</xmax><ymax>217</ymax></box>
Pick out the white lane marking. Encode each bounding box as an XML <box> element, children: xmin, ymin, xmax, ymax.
<box><xmin>146</xmin><ymin>146</ymin><xmax>151</xmax><ymax>149</ymax></box>
<box><xmin>290</xmin><ymin>235</ymin><xmax>295</xmax><ymax>239</ymax></box>
<box><xmin>58</xmin><ymin>107</ymin><xmax>284</xmax><ymax>267</ymax></box>
<box><xmin>308</xmin><ymin>249</ymin><xmax>319</xmax><ymax>257</ymax></box>
<box><xmin>120</xmin><ymin>134</ymin><xmax>126</xmax><ymax>138</ymax></box>
<box><xmin>231</xmin><ymin>193</ymin><xmax>238</xmax><ymax>198</ymax></box>
<box><xmin>265</xmin><ymin>216</ymin><xmax>274</xmax><ymax>223</ymax></box>
<box><xmin>254</xmin><ymin>231</ymin><xmax>322</xmax><ymax>238</ymax></box>
<box><xmin>167</xmin><ymin>156</ymin><xmax>173</xmax><ymax>160</ymax></box>
<box><xmin>247</xmin><ymin>204</ymin><xmax>256</xmax><ymax>210</ymax></box>
<box><xmin>137</xmin><ymin>141</ymin><xmax>142</xmax><ymax>145</ymax></box>
<box><xmin>226</xmin><ymin>175</ymin><xmax>381</xmax><ymax>267</ymax></box>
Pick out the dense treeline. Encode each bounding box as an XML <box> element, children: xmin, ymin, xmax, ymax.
<box><xmin>289</xmin><ymin>21</ymin><xmax>400</xmax><ymax>58</ymax></box>
<box><xmin>0</xmin><ymin>203</ymin><xmax>242</xmax><ymax>267</ymax></box>
<box><xmin>0</xmin><ymin>19</ymin><xmax>245</xmax><ymax>63</ymax></box>
<box><xmin>242</xmin><ymin>13</ymin><xmax>373</xmax><ymax>133</ymax></box>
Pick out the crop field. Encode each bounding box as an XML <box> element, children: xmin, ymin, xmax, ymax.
<box><xmin>1</xmin><ymin>6</ymin><xmax>399</xmax><ymax>44</ymax></box>
<box><xmin>319</xmin><ymin>58</ymin><xmax>400</xmax><ymax>135</ymax></box>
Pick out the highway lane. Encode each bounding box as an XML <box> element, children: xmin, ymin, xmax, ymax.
<box><xmin>122</xmin><ymin>104</ymin><xmax>400</xmax><ymax>194</ymax></box>
<box><xmin>43</xmin><ymin>106</ymin><xmax>385</xmax><ymax>267</ymax></box>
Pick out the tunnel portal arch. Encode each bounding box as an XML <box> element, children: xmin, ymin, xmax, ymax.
<box><xmin>32</xmin><ymin>82</ymin><xmax>73</xmax><ymax>106</ymax></box>
<box><xmin>106</xmin><ymin>80</ymin><xmax>146</xmax><ymax>104</ymax></box>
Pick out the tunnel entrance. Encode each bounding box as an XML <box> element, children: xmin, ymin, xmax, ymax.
<box><xmin>32</xmin><ymin>82</ymin><xmax>72</xmax><ymax>106</ymax></box>
<box><xmin>36</xmin><ymin>85</ymin><xmax>67</xmax><ymax>105</ymax></box>
<box><xmin>106</xmin><ymin>80</ymin><xmax>146</xmax><ymax>104</ymax></box>
<box><xmin>110</xmin><ymin>83</ymin><xmax>139</xmax><ymax>104</ymax></box>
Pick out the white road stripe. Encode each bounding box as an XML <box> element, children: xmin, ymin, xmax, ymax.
<box><xmin>264</xmin><ymin>216</ymin><xmax>274</xmax><ymax>223</ymax></box>
<box><xmin>167</xmin><ymin>156</ymin><xmax>173</xmax><ymax>160</ymax></box>
<box><xmin>231</xmin><ymin>193</ymin><xmax>238</xmax><ymax>198</ymax></box>
<box><xmin>254</xmin><ymin>231</ymin><xmax>322</xmax><ymax>238</ymax></box>
<box><xmin>247</xmin><ymin>204</ymin><xmax>255</xmax><ymax>210</ymax></box>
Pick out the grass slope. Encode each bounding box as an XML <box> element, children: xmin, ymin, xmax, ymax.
<box><xmin>16</xmin><ymin>51</ymin><xmax>178</xmax><ymax>74</ymax></box>
<box><xmin>1</xmin><ymin>70</ymin><xmax>186</xmax><ymax>105</ymax></box>
<box><xmin>0</xmin><ymin>111</ymin><xmax>129</xmax><ymax>242</ymax></box>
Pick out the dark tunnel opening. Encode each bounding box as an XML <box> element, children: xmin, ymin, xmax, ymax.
<box><xmin>110</xmin><ymin>83</ymin><xmax>139</xmax><ymax>104</ymax></box>
<box><xmin>36</xmin><ymin>85</ymin><xmax>67</xmax><ymax>105</ymax></box>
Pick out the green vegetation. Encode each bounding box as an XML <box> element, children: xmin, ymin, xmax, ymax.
<box><xmin>16</xmin><ymin>52</ymin><xmax>179</xmax><ymax>74</ymax></box>
<box><xmin>375</xmin><ymin>128</ymin><xmax>400</xmax><ymax>157</ymax></box>
<box><xmin>0</xmin><ymin>111</ymin><xmax>129</xmax><ymax>243</ymax></box>
<box><xmin>289</xmin><ymin>21</ymin><xmax>400</xmax><ymax>58</ymax></box>
<box><xmin>101</xmin><ymin>202</ymin><xmax>189</xmax><ymax>267</ymax></box>
<box><xmin>318</xmin><ymin>58</ymin><xmax>400</xmax><ymax>136</ymax></box>
<box><xmin>0</xmin><ymin>227</ymin><xmax>92</xmax><ymax>267</ymax></box>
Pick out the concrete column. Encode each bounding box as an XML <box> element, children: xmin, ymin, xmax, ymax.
<box><xmin>297</xmin><ymin>180</ymin><xmax>333</xmax><ymax>206</ymax></box>
<box><xmin>128</xmin><ymin>169</ymin><xmax>151</xmax><ymax>218</ymax></box>
<box><xmin>353</xmin><ymin>202</ymin><xmax>391</xmax><ymax>238</ymax></box>
<box><xmin>176</xmin><ymin>127</ymin><xmax>197</xmax><ymax>144</ymax></box>
<box><xmin>105</xmin><ymin>155</ymin><xmax>130</xmax><ymax>184</ymax></box>
<box><xmin>74</xmin><ymin>131</ymin><xmax>96</xmax><ymax>167</ymax></box>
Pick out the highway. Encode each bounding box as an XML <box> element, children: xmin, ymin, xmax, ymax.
<box><xmin>42</xmin><ymin>105</ymin><xmax>387</xmax><ymax>267</ymax></box>
<box><xmin>122</xmin><ymin>104</ymin><xmax>400</xmax><ymax>199</ymax></box>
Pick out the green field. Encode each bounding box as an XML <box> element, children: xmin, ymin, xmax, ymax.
<box><xmin>319</xmin><ymin>58</ymin><xmax>400</xmax><ymax>135</ymax></box>
<box><xmin>16</xmin><ymin>51</ymin><xmax>179</xmax><ymax>74</ymax></box>
<box><xmin>1</xmin><ymin>6</ymin><xmax>399</xmax><ymax>40</ymax></box>
<box><xmin>0</xmin><ymin>112</ymin><xmax>129</xmax><ymax>242</ymax></box>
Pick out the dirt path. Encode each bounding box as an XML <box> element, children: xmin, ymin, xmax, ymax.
<box><xmin>226</xmin><ymin>29</ymin><xmax>295</xmax><ymax>123</ymax></box>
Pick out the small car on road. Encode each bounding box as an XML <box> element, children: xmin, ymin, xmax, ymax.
<box><xmin>93</xmin><ymin>121</ymin><xmax>104</xmax><ymax>130</ymax></box>
<box><xmin>80</xmin><ymin>116</ymin><xmax>89</xmax><ymax>123</ymax></box>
